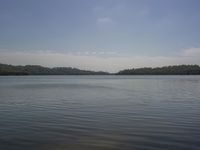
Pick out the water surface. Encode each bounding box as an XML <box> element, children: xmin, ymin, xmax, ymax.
<box><xmin>0</xmin><ymin>75</ymin><xmax>200</xmax><ymax>150</ymax></box>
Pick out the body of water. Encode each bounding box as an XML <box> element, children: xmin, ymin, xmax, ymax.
<box><xmin>0</xmin><ymin>75</ymin><xmax>200</xmax><ymax>150</ymax></box>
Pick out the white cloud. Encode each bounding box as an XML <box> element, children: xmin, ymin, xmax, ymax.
<box><xmin>182</xmin><ymin>47</ymin><xmax>200</xmax><ymax>57</ymax></box>
<box><xmin>138</xmin><ymin>9</ymin><xmax>149</xmax><ymax>17</ymax></box>
<box><xmin>74</xmin><ymin>51</ymin><xmax>117</xmax><ymax>56</ymax></box>
<box><xmin>0</xmin><ymin>48</ymin><xmax>200</xmax><ymax>73</ymax></box>
<box><xmin>96</xmin><ymin>17</ymin><xmax>114</xmax><ymax>25</ymax></box>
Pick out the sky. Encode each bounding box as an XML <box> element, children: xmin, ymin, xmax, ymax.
<box><xmin>0</xmin><ymin>0</ymin><xmax>200</xmax><ymax>72</ymax></box>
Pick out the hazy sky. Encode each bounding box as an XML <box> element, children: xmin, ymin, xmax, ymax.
<box><xmin>0</xmin><ymin>0</ymin><xmax>200</xmax><ymax>72</ymax></box>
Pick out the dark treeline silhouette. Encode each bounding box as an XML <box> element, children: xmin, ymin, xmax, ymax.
<box><xmin>117</xmin><ymin>65</ymin><xmax>200</xmax><ymax>75</ymax></box>
<box><xmin>1</xmin><ymin>63</ymin><xmax>200</xmax><ymax>75</ymax></box>
<box><xmin>0</xmin><ymin>64</ymin><xmax>109</xmax><ymax>75</ymax></box>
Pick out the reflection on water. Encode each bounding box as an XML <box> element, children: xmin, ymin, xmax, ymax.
<box><xmin>0</xmin><ymin>75</ymin><xmax>200</xmax><ymax>150</ymax></box>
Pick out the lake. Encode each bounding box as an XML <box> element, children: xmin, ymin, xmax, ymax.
<box><xmin>0</xmin><ymin>75</ymin><xmax>200</xmax><ymax>150</ymax></box>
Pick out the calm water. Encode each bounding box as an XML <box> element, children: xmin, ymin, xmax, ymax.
<box><xmin>0</xmin><ymin>75</ymin><xmax>200</xmax><ymax>150</ymax></box>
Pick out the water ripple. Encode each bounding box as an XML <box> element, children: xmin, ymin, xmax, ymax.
<box><xmin>0</xmin><ymin>75</ymin><xmax>200</xmax><ymax>150</ymax></box>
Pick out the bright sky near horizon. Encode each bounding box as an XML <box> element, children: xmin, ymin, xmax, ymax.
<box><xmin>0</xmin><ymin>0</ymin><xmax>200</xmax><ymax>72</ymax></box>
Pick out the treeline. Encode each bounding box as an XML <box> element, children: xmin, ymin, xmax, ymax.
<box><xmin>0</xmin><ymin>64</ymin><xmax>109</xmax><ymax>75</ymax></box>
<box><xmin>1</xmin><ymin>63</ymin><xmax>200</xmax><ymax>75</ymax></box>
<box><xmin>117</xmin><ymin>65</ymin><xmax>200</xmax><ymax>75</ymax></box>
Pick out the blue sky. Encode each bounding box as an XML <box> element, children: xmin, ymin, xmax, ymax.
<box><xmin>0</xmin><ymin>0</ymin><xmax>200</xmax><ymax>72</ymax></box>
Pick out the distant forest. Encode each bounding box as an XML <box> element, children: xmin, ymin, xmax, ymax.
<box><xmin>117</xmin><ymin>65</ymin><xmax>200</xmax><ymax>75</ymax></box>
<box><xmin>0</xmin><ymin>64</ymin><xmax>108</xmax><ymax>75</ymax></box>
<box><xmin>0</xmin><ymin>63</ymin><xmax>200</xmax><ymax>75</ymax></box>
